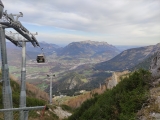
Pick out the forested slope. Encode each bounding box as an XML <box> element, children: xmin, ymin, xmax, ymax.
<box><xmin>68</xmin><ymin>69</ymin><xmax>151</xmax><ymax>120</ymax></box>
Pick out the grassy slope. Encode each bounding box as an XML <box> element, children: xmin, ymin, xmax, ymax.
<box><xmin>0</xmin><ymin>73</ymin><xmax>60</xmax><ymax>120</ymax></box>
<box><xmin>0</xmin><ymin>73</ymin><xmax>46</xmax><ymax>108</ymax></box>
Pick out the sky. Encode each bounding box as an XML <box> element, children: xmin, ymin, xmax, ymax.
<box><xmin>1</xmin><ymin>0</ymin><xmax>160</xmax><ymax>46</ymax></box>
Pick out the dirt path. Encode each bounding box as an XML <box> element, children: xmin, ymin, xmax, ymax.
<box><xmin>54</xmin><ymin>106</ymin><xmax>72</xmax><ymax>119</ymax></box>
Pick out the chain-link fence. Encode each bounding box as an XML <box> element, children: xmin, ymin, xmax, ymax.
<box><xmin>0</xmin><ymin>106</ymin><xmax>47</xmax><ymax>120</ymax></box>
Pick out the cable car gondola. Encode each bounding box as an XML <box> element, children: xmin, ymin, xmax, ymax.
<box><xmin>37</xmin><ymin>47</ymin><xmax>46</xmax><ymax>63</ymax></box>
<box><xmin>37</xmin><ymin>54</ymin><xmax>45</xmax><ymax>63</ymax></box>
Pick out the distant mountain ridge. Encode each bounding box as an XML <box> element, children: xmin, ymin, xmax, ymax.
<box><xmin>115</xmin><ymin>45</ymin><xmax>143</xmax><ymax>52</ymax></box>
<box><xmin>6</xmin><ymin>41</ymin><xmax>61</xmax><ymax>54</ymax></box>
<box><xmin>57</xmin><ymin>40</ymin><xmax>120</xmax><ymax>61</ymax></box>
<box><xmin>95</xmin><ymin>43</ymin><xmax>160</xmax><ymax>71</ymax></box>
<box><xmin>6</xmin><ymin>40</ymin><xmax>119</xmax><ymax>61</ymax></box>
<box><xmin>5</xmin><ymin>42</ymin><xmax>61</xmax><ymax>62</ymax></box>
<box><xmin>130</xmin><ymin>53</ymin><xmax>158</xmax><ymax>71</ymax></box>
<box><xmin>78</xmin><ymin>40</ymin><xmax>109</xmax><ymax>45</ymax></box>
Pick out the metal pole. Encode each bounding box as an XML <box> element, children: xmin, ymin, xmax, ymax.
<box><xmin>20</xmin><ymin>41</ymin><xmax>27</xmax><ymax>120</ymax></box>
<box><xmin>50</xmin><ymin>75</ymin><xmax>52</xmax><ymax>104</ymax></box>
<box><xmin>0</xmin><ymin>26</ymin><xmax>13</xmax><ymax>120</ymax></box>
<box><xmin>0</xmin><ymin>106</ymin><xmax>45</xmax><ymax>112</ymax></box>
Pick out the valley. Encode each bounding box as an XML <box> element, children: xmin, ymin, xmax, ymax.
<box><xmin>8</xmin><ymin>53</ymin><xmax>113</xmax><ymax>94</ymax></box>
<box><xmin>5</xmin><ymin>41</ymin><xmax>160</xmax><ymax>97</ymax></box>
<box><xmin>9</xmin><ymin>55</ymin><xmax>97</xmax><ymax>91</ymax></box>
<box><xmin>6</xmin><ymin>40</ymin><xmax>119</xmax><ymax>95</ymax></box>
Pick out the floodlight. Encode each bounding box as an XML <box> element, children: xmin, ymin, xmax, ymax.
<box><xmin>0</xmin><ymin>0</ymin><xmax>4</xmax><ymax>18</ymax></box>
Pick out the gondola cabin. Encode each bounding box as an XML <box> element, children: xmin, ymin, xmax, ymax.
<box><xmin>37</xmin><ymin>54</ymin><xmax>45</xmax><ymax>63</ymax></box>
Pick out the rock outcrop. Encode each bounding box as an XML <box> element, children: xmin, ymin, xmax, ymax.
<box><xmin>107</xmin><ymin>71</ymin><xmax>129</xmax><ymax>89</ymax></box>
<box><xmin>137</xmin><ymin>51</ymin><xmax>160</xmax><ymax>120</ymax></box>
<box><xmin>150</xmin><ymin>52</ymin><xmax>160</xmax><ymax>79</ymax></box>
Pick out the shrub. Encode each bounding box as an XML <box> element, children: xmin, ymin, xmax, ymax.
<box><xmin>68</xmin><ymin>69</ymin><xmax>151</xmax><ymax>120</ymax></box>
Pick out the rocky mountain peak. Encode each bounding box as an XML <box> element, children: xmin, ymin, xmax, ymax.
<box><xmin>59</xmin><ymin>40</ymin><xmax>119</xmax><ymax>60</ymax></box>
<box><xmin>79</xmin><ymin>40</ymin><xmax>109</xmax><ymax>46</ymax></box>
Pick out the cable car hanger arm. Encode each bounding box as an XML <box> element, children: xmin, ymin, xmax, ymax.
<box><xmin>1</xmin><ymin>10</ymin><xmax>40</xmax><ymax>47</ymax></box>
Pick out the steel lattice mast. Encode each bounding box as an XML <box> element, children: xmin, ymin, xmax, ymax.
<box><xmin>0</xmin><ymin>0</ymin><xmax>40</xmax><ymax>120</ymax></box>
<box><xmin>0</xmin><ymin>25</ymin><xmax>13</xmax><ymax>120</ymax></box>
<box><xmin>0</xmin><ymin>1</ymin><xmax>13</xmax><ymax>120</ymax></box>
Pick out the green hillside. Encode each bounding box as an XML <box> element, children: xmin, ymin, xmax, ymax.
<box><xmin>51</xmin><ymin>71</ymin><xmax>111</xmax><ymax>96</ymax></box>
<box><xmin>0</xmin><ymin>73</ymin><xmax>46</xmax><ymax>108</ymax></box>
<box><xmin>68</xmin><ymin>69</ymin><xmax>151</xmax><ymax>120</ymax></box>
<box><xmin>52</xmin><ymin>72</ymin><xmax>87</xmax><ymax>96</ymax></box>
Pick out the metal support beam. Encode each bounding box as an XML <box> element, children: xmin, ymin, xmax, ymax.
<box><xmin>0</xmin><ymin>26</ymin><xmax>13</xmax><ymax>120</ymax></box>
<box><xmin>47</xmin><ymin>74</ymin><xmax>55</xmax><ymax>104</ymax></box>
<box><xmin>0</xmin><ymin>106</ymin><xmax>45</xmax><ymax>112</ymax></box>
<box><xmin>50</xmin><ymin>75</ymin><xmax>53</xmax><ymax>104</ymax></box>
<box><xmin>20</xmin><ymin>41</ymin><xmax>27</xmax><ymax>120</ymax></box>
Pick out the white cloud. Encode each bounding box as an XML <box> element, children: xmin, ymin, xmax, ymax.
<box><xmin>1</xmin><ymin>0</ymin><xmax>160</xmax><ymax>45</ymax></box>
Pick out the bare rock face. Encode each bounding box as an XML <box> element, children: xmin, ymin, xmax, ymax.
<box><xmin>107</xmin><ymin>71</ymin><xmax>129</xmax><ymax>89</ymax></box>
<box><xmin>150</xmin><ymin>52</ymin><xmax>160</xmax><ymax>79</ymax></box>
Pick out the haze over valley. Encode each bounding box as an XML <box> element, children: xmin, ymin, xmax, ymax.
<box><xmin>4</xmin><ymin>41</ymin><xmax>160</xmax><ymax>96</ymax></box>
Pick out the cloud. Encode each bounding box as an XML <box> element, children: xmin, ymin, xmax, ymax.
<box><xmin>2</xmin><ymin>0</ymin><xmax>160</xmax><ymax>45</ymax></box>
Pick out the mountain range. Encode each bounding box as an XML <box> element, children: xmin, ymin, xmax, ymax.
<box><xmin>4</xmin><ymin>40</ymin><xmax>160</xmax><ymax>97</ymax></box>
<box><xmin>5</xmin><ymin>40</ymin><xmax>120</xmax><ymax>62</ymax></box>
<box><xmin>95</xmin><ymin>43</ymin><xmax>160</xmax><ymax>71</ymax></box>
